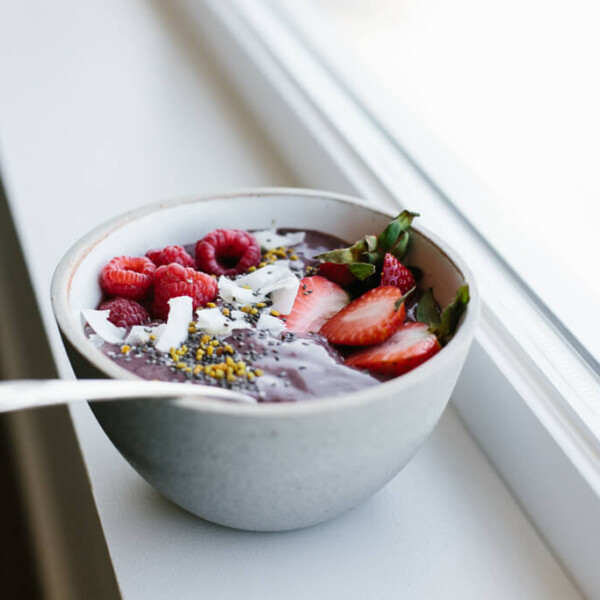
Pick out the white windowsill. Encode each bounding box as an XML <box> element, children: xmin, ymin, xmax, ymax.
<box><xmin>0</xmin><ymin>1</ymin><xmax>583</xmax><ymax>598</ymax></box>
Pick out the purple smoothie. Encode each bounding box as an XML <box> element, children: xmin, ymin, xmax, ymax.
<box><xmin>94</xmin><ymin>229</ymin><xmax>422</xmax><ymax>403</ymax></box>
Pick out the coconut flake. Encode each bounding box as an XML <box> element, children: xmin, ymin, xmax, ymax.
<box><xmin>125</xmin><ymin>325</ymin><xmax>152</xmax><ymax>345</ymax></box>
<box><xmin>195</xmin><ymin>307</ymin><xmax>251</xmax><ymax>336</ymax></box>
<box><xmin>82</xmin><ymin>309</ymin><xmax>126</xmax><ymax>344</ymax></box>
<box><xmin>256</xmin><ymin>313</ymin><xmax>285</xmax><ymax>333</ymax></box>
<box><xmin>88</xmin><ymin>334</ymin><xmax>105</xmax><ymax>348</ymax></box>
<box><xmin>252</xmin><ymin>230</ymin><xmax>305</xmax><ymax>250</ymax></box>
<box><xmin>234</xmin><ymin>261</ymin><xmax>290</xmax><ymax>291</ymax></box>
<box><xmin>270</xmin><ymin>277</ymin><xmax>300</xmax><ymax>314</ymax></box>
<box><xmin>155</xmin><ymin>296</ymin><xmax>193</xmax><ymax>352</ymax></box>
<box><xmin>218</xmin><ymin>276</ymin><xmax>263</xmax><ymax>306</ymax></box>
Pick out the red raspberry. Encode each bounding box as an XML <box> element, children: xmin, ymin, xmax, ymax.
<box><xmin>195</xmin><ymin>229</ymin><xmax>261</xmax><ymax>276</ymax></box>
<box><xmin>100</xmin><ymin>256</ymin><xmax>156</xmax><ymax>301</ymax></box>
<box><xmin>381</xmin><ymin>253</ymin><xmax>416</xmax><ymax>294</ymax></box>
<box><xmin>99</xmin><ymin>297</ymin><xmax>150</xmax><ymax>328</ymax></box>
<box><xmin>152</xmin><ymin>263</ymin><xmax>218</xmax><ymax>319</ymax></box>
<box><xmin>146</xmin><ymin>245</ymin><xmax>194</xmax><ymax>268</ymax></box>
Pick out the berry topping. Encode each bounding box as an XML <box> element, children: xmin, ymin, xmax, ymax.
<box><xmin>146</xmin><ymin>245</ymin><xmax>194</xmax><ymax>268</ymax></box>
<box><xmin>381</xmin><ymin>253</ymin><xmax>416</xmax><ymax>294</ymax></box>
<box><xmin>99</xmin><ymin>297</ymin><xmax>150</xmax><ymax>328</ymax></box>
<box><xmin>100</xmin><ymin>256</ymin><xmax>156</xmax><ymax>301</ymax></box>
<box><xmin>320</xmin><ymin>286</ymin><xmax>406</xmax><ymax>346</ymax></box>
<box><xmin>284</xmin><ymin>276</ymin><xmax>349</xmax><ymax>333</ymax></box>
<box><xmin>317</xmin><ymin>262</ymin><xmax>356</xmax><ymax>287</ymax></box>
<box><xmin>346</xmin><ymin>322</ymin><xmax>441</xmax><ymax>376</ymax></box>
<box><xmin>152</xmin><ymin>263</ymin><xmax>218</xmax><ymax>319</ymax></box>
<box><xmin>195</xmin><ymin>229</ymin><xmax>261</xmax><ymax>276</ymax></box>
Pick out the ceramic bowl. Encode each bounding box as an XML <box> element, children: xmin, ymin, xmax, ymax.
<box><xmin>51</xmin><ymin>188</ymin><xmax>479</xmax><ymax>531</ymax></box>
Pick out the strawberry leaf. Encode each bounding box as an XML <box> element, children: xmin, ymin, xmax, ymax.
<box><xmin>394</xmin><ymin>285</ymin><xmax>416</xmax><ymax>311</ymax></box>
<box><xmin>347</xmin><ymin>262</ymin><xmax>376</xmax><ymax>280</ymax></box>
<box><xmin>430</xmin><ymin>285</ymin><xmax>470</xmax><ymax>346</ymax></box>
<box><xmin>391</xmin><ymin>231</ymin><xmax>410</xmax><ymax>260</ymax></box>
<box><xmin>314</xmin><ymin>248</ymin><xmax>355</xmax><ymax>264</ymax></box>
<box><xmin>377</xmin><ymin>210</ymin><xmax>419</xmax><ymax>255</ymax></box>
<box><xmin>417</xmin><ymin>288</ymin><xmax>440</xmax><ymax>327</ymax></box>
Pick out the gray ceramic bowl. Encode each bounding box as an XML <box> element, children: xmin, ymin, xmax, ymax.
<box><xmin>51</xmin><ymin>188</ymin><xmax>479</xmax><ymax>531</ymax></box>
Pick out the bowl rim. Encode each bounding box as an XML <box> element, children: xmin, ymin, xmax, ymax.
<box><xmin>51</xmin><ymin>187</ymin><xmax>480</xmax><ymax>418</ymax></box>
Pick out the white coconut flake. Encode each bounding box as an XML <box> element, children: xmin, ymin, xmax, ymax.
<box><xmin>218</xmin><ymin>276</ymin><xmax>263</xmax><ymax>306</ymax></box>
<box><xmin>270</xmin><ymin>277</ymin><xmax>300</xmax><ymax>314</ymax></box>
<box><xmin>235</xmin><ymin>261</ymin><xmax>290</xmax><ymax>292</ymax></box>
<box><xmin>155</xmin><ymin>296</ymin><xmax>193</xmax><ymax>353</ymax></box>
<box><xmin>82</xmin><ymin>309</ymin><xmax>126</xmax><ymax>344</ymax></box>
<box><xmin>125</xmin><ymin>325</ymin><xmax>152</xmax><ymax>345</ymax></box>
<box><xmin>252</xmin><ymin>230</ymin><xmax>305</xmax><ymax>250</ymax></box>
<box><xmin>195</xmin><ymin>307</ymin><xmax>251</xmax><ymax>336</ymax></box>
<box><xmin>88</xmin><ymin>334</ymin><xmax>105</xmax><ymax>348</ymax></box>
<box><xmin>256</xmin><ymin>313</ymin><xmax>286</xmax><ymax>333</ymax></box>
<box><xmin>152</xmin><ymin>323</ymin><xmax>167</xmax><ymax>339</ymax></box>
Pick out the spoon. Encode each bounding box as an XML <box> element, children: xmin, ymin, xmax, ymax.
<box><xmin>0</xmin><ymin>379</ymin><xmax>256</xmax><ymax>414</ymax></box>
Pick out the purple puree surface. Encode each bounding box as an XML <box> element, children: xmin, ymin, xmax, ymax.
<box><xmin>94</xmin><ymin>229</ymin><xmax>421</xmax><ymax>403</ymax></box>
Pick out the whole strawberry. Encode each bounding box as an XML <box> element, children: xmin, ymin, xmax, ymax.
<box><xmin>381</xmin><ymin>253</ymin><xmax>416</xmax><ymax>294</ymax></box>
<box><xmin>317</xmin><ymin>262</ymin><xmax>356</xmax><ymax>287</ymax></box>
<box><xmin>152</xmin><ymin>263</ymin><xmax>218</xmax><ymax>319</ymax></box>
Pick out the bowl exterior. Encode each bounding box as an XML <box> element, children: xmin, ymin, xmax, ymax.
<box><xmin>53</xmin><ymin>188</ymin><xmax>479</xmax><ymax>531</ymax></box>
<box><xmin>90</xmin><ymin>337</ymin><xmax>470</xmax><ymax>531</ymax></box>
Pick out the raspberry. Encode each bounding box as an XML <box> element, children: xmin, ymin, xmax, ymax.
<box><xmin>99</xmin><ymin>297</ymin><xmax>150</xmax><ymax>328</ymax></box>
<box><xmin>100</xmin><ymin>256</ymin><xmax>156</xmax><ymax>300</ymax></box>
<box><xmin>152</xmin><ymin>263</ymin><xmax>218</xmax><ymax>319</ymax></box>
<box><xmin>146</xmin><ymin>245</ymin><xmax>194</xmax><ymax>268</ymax></box>
<box><xmin>195</xmin><ymin>229</ymin><xmax>261</xmax><ymax>276</ymax></box>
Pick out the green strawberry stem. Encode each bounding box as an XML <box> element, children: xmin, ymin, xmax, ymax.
<box><xmin>429</xmin><ymin>285</ymin><xmax>470</xmax><ymax>346</ymax></box>
<box><xmin>315</xmin><ymin>210</ymin><xmax>419</xmax><ymax>271</ymax></box>
<box><xmin>376</xmin><ymin>211</ymin><xmax>419</xmax><ymax>259</ymax></box>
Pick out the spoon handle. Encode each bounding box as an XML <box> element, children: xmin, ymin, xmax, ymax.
<box><xmin>0</xmin><ymin>379</ymin><xmax>256</xmax><ymax>413</ymax></box>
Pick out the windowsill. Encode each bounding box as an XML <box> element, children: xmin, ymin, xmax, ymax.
<box><xmin>0</xmin><ymin>1</ymin><xmax>582</xmax><ymax>598</ymax></box>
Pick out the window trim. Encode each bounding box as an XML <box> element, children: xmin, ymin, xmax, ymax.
<box><xmin>197</xmin><ymin>0</ymin><xmax>600</xmax><ymax>596</ymax></box>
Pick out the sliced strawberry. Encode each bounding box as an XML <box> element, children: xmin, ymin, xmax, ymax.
<box><xmin>284</xmin><ymin>276</ymin><xmax>350</xmax><ymax>333</ymax></box>
<box><xmin>319</xmin><ymin>286</ymin><xmax>406</xmax><ymax>346</ymax></box>
<box><xmin>346</xmin><ymin>322</ymin><xmax>441</xmax><ymax>376</ymax></box>
<box><xmin>381</xmin><ymin>253</ymin><xmax>416</xmax><ymax>294</ymax></box>
<box><xmin>318</xmin><ymin>262</ymin><xmax>356</xmax><ymax>287</ymax></box>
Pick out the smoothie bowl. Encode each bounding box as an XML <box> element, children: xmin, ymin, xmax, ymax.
<box><xmin>51</xmin><ymin>188</ymin><xmax>479</xmax><ymax>531</ymax></box>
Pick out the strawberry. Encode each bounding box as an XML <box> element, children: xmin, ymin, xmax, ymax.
<box><xmin>318</xmin><ymin>262</ymin><xmax>356</xmax><ymax>287</ymax></box>
<box><xmin>381</xmin><ymin>253</ymin><xmax>416</xmax><ymax>294</ymax></box>
<box><xmin>319</xmin><ymin>286</ymin><xmax>406</xmax><ymax>346</ymax></box>
<box><xmin>284</xmin><ymin>276</ymin><xmax>350</xmax><ymax>333</ymax></box>
<box><xmin>346</xmin><ymin>322</ymin><xmax>441</xmax><ymax>376</ymax></box>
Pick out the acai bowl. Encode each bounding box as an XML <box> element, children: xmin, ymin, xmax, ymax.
<box><xmin>51</xmin><ymin>188</ymin><xmax>479</xmax><ymax>531</ymax></box>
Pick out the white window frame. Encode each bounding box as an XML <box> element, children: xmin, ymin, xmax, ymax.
<box><xmin>186</xmin><ymin>0</ymin><xmax>600</xmax><ymax>596</ymax></box>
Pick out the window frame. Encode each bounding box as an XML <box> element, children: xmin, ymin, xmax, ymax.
<box><xmin>197</xmin><ymin>0</ymin><xmax>600</xmax><ymax>596</ymax></box>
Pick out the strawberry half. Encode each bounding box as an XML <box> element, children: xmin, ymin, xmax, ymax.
<box><xmin>346</xmin><ymin>322</ymin><xmax>441</xmax><ymax>376</ymax></box>
<box><xmin>284</xmin><ymin>276</ymin><xmax>350</xmax><ymax>333</ymax></box>
<box><xmin>381</xmin><ymin>253</ymin><xmax>416</xmax><ymax>294</ymax></box>
<box><xmin>319</xmin><ymin>286</ymin><xmax>406</xmax><ymax>346</ymax></box>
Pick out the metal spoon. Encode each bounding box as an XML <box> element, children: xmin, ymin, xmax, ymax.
<box><xmin>0</xmin><ymin>379</ymin><xmax>256</xmax><ymax>413</ymax></box>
